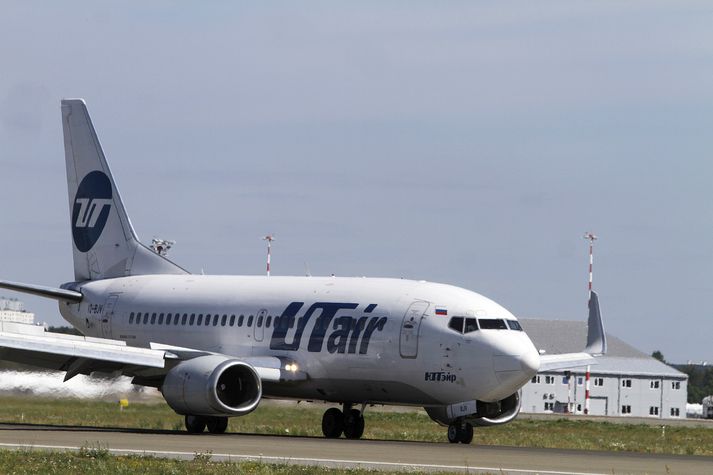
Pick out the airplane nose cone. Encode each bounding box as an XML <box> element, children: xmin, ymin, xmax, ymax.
<box><xmin>520</xmin><ymin>346</ymin><xmax>540</xmax><ymax>376</ymax></box>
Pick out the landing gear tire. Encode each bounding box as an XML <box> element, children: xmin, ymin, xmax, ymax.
<box><xmin>343</xmin><ymin>409</ymin><xmax>365</xmax><ymax>440</ymax></box>
<box><xmin>206</xmin><ymin>416</ymin><xmax>229</xmax><ymax>434</ymax></box>
<box><xmin>185</xmin><ymin>415</ymin><xmax>207</xmax><ymax>434</ymax></box>
<box><xmin>322</xmin><ymin>407</ymin><xmax>345</xmax><ymax>438</ymax></box>
<box><xmin>447</xmin><ymin>422</ymin><xmax>473</xmax><ymax>444</ymax></box>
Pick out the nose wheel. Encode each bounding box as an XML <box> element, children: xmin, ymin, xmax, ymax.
<box><xmin>322</xmin><ymin>404</ymin><xmax>365</xmax><ymax>439</ymax></box>
<box><xmin>447</xmin><ymin>421</ymin><xmax>473</xmax><ymax>444</ymax></box>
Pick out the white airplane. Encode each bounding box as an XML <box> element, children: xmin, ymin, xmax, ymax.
<box><xmin>0</xmin><ymin>99</ymin><xmax>606</xmax><ymax>444</ymax></box>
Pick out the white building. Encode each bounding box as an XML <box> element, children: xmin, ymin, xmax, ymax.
<box><xmin>0</xmin><ymin>297</ymin><xmax>34</xmax><ymax>325</ymax></box>
<box><xmin>520</xmin><ymin>319</ymin><xmax>687</xmax><ymax>419</ymax></box>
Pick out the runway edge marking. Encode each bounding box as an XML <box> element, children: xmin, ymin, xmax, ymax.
<box><xmin>0</xmin><ymin>442</ymin><xmax>608</xmax><ymax>475</ymax></box>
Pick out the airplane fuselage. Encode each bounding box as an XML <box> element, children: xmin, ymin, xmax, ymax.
<box><xmin>60</xmin><ymin>275</ymin><xmax>540</xmax><ymax>407</ymax></box>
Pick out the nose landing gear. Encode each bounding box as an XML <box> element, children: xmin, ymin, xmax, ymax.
<box><xmin>447</xmin><ymin>420</ymin><xmax>473</xmax><ymax>444</ymax></box>
<box><xmin>321</xmin><ymin>403</ymin><xmax>365</xmax><ymax>439</ymax></box>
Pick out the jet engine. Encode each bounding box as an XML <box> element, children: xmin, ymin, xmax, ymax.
<box><xmin>161</xmin><ymin>355</ymin><xmax>261</xmax><ymax>417</ymax></box>
<box><xmin>470</xmin><ymin>392</ymin><xmax>521</xmax><ymax>426</ymax></box>
<box><xmin>425</xmin><ymin>392</ymin><xmax>521</xmax><ymax>427</ymax></box>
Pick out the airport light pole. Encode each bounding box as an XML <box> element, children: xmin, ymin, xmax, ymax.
<box><xmin>263</xmin><ymin>235</ymin><xmax>275</xmax><ymax>277</ymax></box>
<box><xmin>583</xmin><ymin>232</ymin><xmax>597</xmax><ymax>300</ymax></box>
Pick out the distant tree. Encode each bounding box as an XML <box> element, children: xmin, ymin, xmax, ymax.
<box><xmin>652</xmin><ymin>350</ymin><xmax>666</xmax><ymax>363</ymax></box>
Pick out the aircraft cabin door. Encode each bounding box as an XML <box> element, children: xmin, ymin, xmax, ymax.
<box><xmin>100</xmin><ymin>294</ymin><xmax>119</xmax><ymax>339</ymax></box>
<box><xmin>399</xmin><ymin>301</ymin><xmax>429</xmax><ymax>358</ymax></box>
<box><xmin>254</xmin><ymin>308</ymin><xmax>268</xmax><ymax>342</ymax></box>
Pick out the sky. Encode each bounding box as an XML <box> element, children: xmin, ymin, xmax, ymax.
<box><xmin>1</xmin><ymin>1</ymin><xmax>711</xmax><ymax>363</ymax></box>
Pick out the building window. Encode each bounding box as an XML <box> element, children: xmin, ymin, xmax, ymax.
<box><xmin>649</xmin><ymin>406</ymin><xmax>659</xmax><ymax>416</ymax></box>
<box><xmin>593</xmin><ymin>377</ymin><xmax>604</xmax><ymax>387</ymax></box>
<box><xmin>650</xmin><ymin>380</ymin><xmax>660</xmax><ymax>389</ymax></box>
<box><xmin>621</xmin><ymin>405</ymin><xmax>631</xmax><ymax>414</ymax></box>
<box><xmin>545</xmin><ymin>375</ymin><xmax>555</xmax><ymax>385</ymax></box>
<box><xmin>577</xmin><ymin>377</ymin><xmax>583</xmax><ymax>386</ymax></box>
<box><xmin>670</xmin><ymin>407</ymin><xmax>680</xmax><ymax>417</ymax></box>
<box><xmin>562</xmin><ymin>376</ymin><xmax>570</xmax><ymax>385</ymax></box>
<box><xmin>531</xmin><ymin>375</ymin><xmax>541</xmax><ymax>384</ymax></box>
<box><xmin>544</xmin><ymin>402</ymin><xmax>554</xmax><ymax>411</ymax></box>
<box><xmin>672</xmin><ymin>381</ymin><xmax>681</xmax><ymax>390</ymax></box>
<box><xmin>622</xmin><ymin>379</ymin><xmax>632</xmax><ymax>388</ymax></box>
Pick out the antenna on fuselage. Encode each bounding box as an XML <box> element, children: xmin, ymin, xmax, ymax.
<box><xmin>263</xmin><ymin>235</ymin><xmax>275</xmax><ymax>276</ymax></box>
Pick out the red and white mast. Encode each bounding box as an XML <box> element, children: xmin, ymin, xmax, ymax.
<box><xmin>263</xmin><ymin>235</ymin><xmax>275</xmax><ymax>277</ymax></box>
<box><xmin>582</xmin><ymin>231</ymin><xmax>597</xmax><ymax>415</ymax></box>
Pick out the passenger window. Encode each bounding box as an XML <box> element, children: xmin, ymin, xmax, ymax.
<box><xmin>158</xmin><ymin>313</ymin><xmax>164</xmax><ymax>325</ymax></box>
<box><xmin>182</xmin><ymin>314</ymin><xmax>188</xmax><ymax>325</ymax></box>
<box><xmin>135</xmin><ymin>312</ymin><xmax>141</xmax><ymax>324</ymax></box>
<box><xmin>274</xmin><ymin>316</ymin><xmax>280</xmax><ymax>328</ymax></box>
<box><xmin>238</xmin><ymin>315</ymin><xmax>244</xmax><ymax>327</ymax></box>
<box><xmin>479</xmin><ymin>319</ymin><xmax>508</xmax><ymax>330</ymax></box>
<box><xmin>266</xmin><ymin>316</ymin><xmax>272</xmax><ymax>328</ymax></box>
<box><xmin>129</xmin><ymin>312</ymin><xmax>134</xmax><ymax>324</ymax></box>
<box><xmin>229</xmin><ymin>315</ymin><xmax>235</xmax><ymax>326</ymax></box>
<box><xmin>197</xmin><ymin>314</ymin><xmax>203</xmax><ymax>325</ymax></box>
<box><xmin>221</xmin><ymin>314</ymin><xmax>227</xmax><ymax>326</ymax></box>
<box><xmin>213</xmin><ymin>315</ymin><xmax>219</xmax><ymax>326</ymax></box>
<box><xmin>150</xmin><ymin>313</ymin><xmax>157</xmax><ymax>324</ymax></box>
<box><xmin>464</xmin><ymin>318</ymin><xmax>479</xmax><ymax>333</ymax></box>
<box><xmin>507</xmin><ymin>320</ymin><xmax>523</xmax><ymax>331</ymax></box>
<box><xmin>248</xmin><ymin>315</ymin><xmax>254</xmax><ymax>327</ymax></box>
<box><xmin>143</xmin><ymin>313</ymin><xmax>149</xmax><ymax>324</ymax></box>
<box><xmin>448</xmin><ymin>317</ymin><xmax>464</xmax><ymax>333</ymax></box>
<box><xmin>189</xmin><ymin>314</ymin><xmax>195</xmax><ymax>325</ymax></box>
<box><xmin>257</xmin><ymin>315</ymin><xmax>263</xmax><ymax>327</ymax></box>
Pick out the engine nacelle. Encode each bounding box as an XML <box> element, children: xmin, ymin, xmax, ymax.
<box><xmin>471</xmin><ymin>392</ymin><xmax>521</xmax><ymax>426</ymax></box>
<box><xmin>161</xmin><ymin>355</ymin><xmax>261</xmax><ymax>417</ymax></box>
<box><xmin>425</xmin><ymin>392</ymin><xmax>521</xmax><ymax>427</ymax></box>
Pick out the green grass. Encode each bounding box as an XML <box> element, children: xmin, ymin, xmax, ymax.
<box><xmin>0</xmin><ymin>449</ymin><xmax>449</xmax><ymax>475</ymax></box>
<box><xmin>1</xmin><ymin>396</ymin><xmax>713</xmax><ymax>455</ymax></box>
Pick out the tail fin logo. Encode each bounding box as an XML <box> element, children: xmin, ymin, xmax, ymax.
<box><xmin>72</xmin><ymin>171</ymin><xmax>112</xmax><ymax>252</ymax></box>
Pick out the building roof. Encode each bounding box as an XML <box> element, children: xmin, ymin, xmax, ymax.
<box><xmin>520</xmin><ymin>319</ymin><xmax>687</xmax><ymax>379</ymax></box>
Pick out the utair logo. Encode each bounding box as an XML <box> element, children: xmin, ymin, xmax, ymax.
<box><xmin>72</xmin><ymin>171</ymin><xmax>112</xmax><ymax>252</ymax></box>
<box><xmin>270</xmin><ymin>302</ymin><xmax>386</xmax><ymax>355</ymax></box>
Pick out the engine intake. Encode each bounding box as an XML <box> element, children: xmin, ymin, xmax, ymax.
<box><xmin>162</xmin><ymin>355</ymin><xmax>261</xmax><ymax>416</ymax></box>
<box><xmin>425</xmin><ymin>391</ymin><xmax>521</xmax><ymax>427</ymax></box>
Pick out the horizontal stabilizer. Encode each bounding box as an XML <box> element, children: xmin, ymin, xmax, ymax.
<box><xmin>0</xmin><ymin>280</ymin><xmax>82</xmax><ymax>302</ymax></box>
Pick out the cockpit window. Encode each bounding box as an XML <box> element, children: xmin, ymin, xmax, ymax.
<box><xmin>448</xmin><ymin>317</ymin><xmax>464</xmax><ymax>333</ymax></box>
<box><xmin>464</xmin><ymin>318</ymin><xmax>479</xmax><ymax>334</ymax></box>
<box><xmin>507</xmin><ymin>320</ymin><xmax>523</xmax><ymax>331</ymax></box>
<box><xmin>478</xmin><ymin>318</ymin><xmax>508</xmax><ymax>330</ymax></box>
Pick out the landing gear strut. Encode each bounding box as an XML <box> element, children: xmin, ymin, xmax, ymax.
<box><xmin>184</xmin><ymin>415</ymin><xmax>229</xmax><ymax>434</ymax></box>
<box><xmin>447</xmin><ymin>421</ymin><xmax>473</xmax><ymax>444</ymax></box>
<box><xmin>321</xmin><ymin>404</ymin><xmax>365</xmax><ymax>439</ymax></box>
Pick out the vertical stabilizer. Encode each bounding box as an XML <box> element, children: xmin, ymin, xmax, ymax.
<box><xmin>61</xmin><ymin>99</ymin><xmax>187</xmax><ymax>281</ymax></box>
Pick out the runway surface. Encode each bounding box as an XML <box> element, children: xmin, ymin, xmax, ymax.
<box><xmin>0</xmin><ymin>423</ymin><xmax>712</xmax><ymax>474</ymax></box>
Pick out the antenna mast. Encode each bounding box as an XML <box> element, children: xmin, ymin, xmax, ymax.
<box><xmin>263</xmin><ymin>235</ymin><xmax>275</xmax><ymax>276</ymax></box>
<box><xmin>583</xmin><ymin>231</ymin><xmax>597</xmax><ymax>300</ymax></box>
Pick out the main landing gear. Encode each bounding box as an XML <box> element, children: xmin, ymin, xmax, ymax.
<box><xmin>321</xmin><ymin>403</ymin><xmax>365</xmax><ymax>439</ymax></box>
<box><xmin>185</xmin><ymin>415</ymin><xmax>229</xmax><ymax>434</ymax></box>
<box><xmin>447</xmin><ymin>420</ymin><xmax>473</xmax><ymax>444</ymax></box>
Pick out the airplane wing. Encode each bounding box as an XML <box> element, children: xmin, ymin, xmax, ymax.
<box><xmin>538</xmin><ymin>291</ymin><xmax>607</xmax><ymax>372</ymax></box>
<box><xmin>0</xmin><ymin>322</ymin><xmax>304</xmax><ymax>386</ymax></box>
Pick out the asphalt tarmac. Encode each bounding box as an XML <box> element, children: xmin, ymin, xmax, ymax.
<box><xmin>0</xmin><ymin>423</ymin><xmax>712</xmax><ymax>474</ymax></box>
